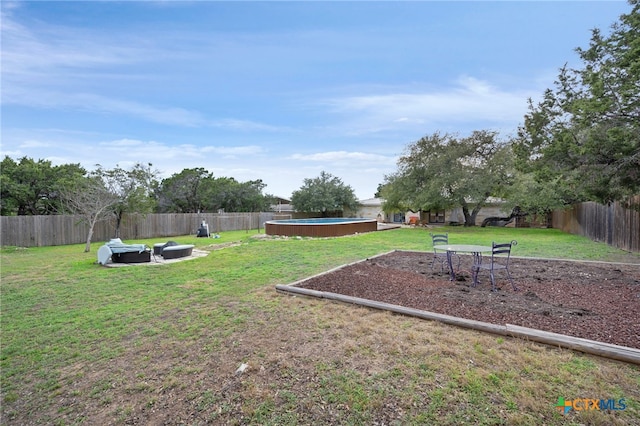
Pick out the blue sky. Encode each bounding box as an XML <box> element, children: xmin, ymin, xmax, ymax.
<box><xmin>1</xmin><ymin>1</ymin><xmax>630</xmax><ymax>200</ymax></box>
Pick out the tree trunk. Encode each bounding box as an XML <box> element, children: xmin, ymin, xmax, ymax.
<box><xmin>84</xmin><ymin>216</ymin><xmax>97</xmax><ymax>252</ymax></box>
<box><xmin>469</xmin><ymin>203</ymin><xmax>484</xmax><ymax>226</ymax></box>
<box><xmin>115</xmin><ymin>211</ymin><xmax>122</xmax><ymax>238</ymax></box>
<box><xmin>461</xmin><ymin>202</ymin><xmax>476</xmax><ymax>226</ymax></box>
<box><xmin>84</xmin><ymin>228</ymin><xmax>94</xmax><ymax>252</ymax></box>
<box><xmin>462</xmin><ymin>202</ymin><xmax>482</xmax><ymax>226</ymax></box>
<box><xmin>461</xmin><ymin>201</ymin><xmax>483</xmax><ymax>226</ymax></box>
<box><xmin>462</xmin><ymin>204</ymin><xmax>471</xmax><ymax>226</ymax></box>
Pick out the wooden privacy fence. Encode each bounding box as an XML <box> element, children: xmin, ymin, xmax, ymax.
<box><xmin>551</xmin><ymin>196</ymin><xmax>640</xmax><ymax>253</ymax></box>
<box><xmin>3</xmin><ymin>201</ymin><xmax>639</xmax><ymax>251</ymax></box>
<box><xmin>0</xmin><ymin>212</ymin><xmax>275</xmax><ymax>248</ymax></box>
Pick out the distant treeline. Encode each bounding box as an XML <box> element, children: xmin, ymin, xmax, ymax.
<box><xmin>1</xmin><ymin>156</ymin><xmax>275</xmax><ymax>216</ymax></box>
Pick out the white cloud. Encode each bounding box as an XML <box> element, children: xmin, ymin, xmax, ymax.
<box><xmin>95</xmin><ymin>139</ymin><xmax>266</xmax><ymax>162</ymax></box>
<box><xmin>210</xmin><ymin>119</ymin><xmax>287</xmax><ymax>132</ymax></box>
<box><xmin>289</xmin><ymin>150</ymin><xmax>396</xmax><ymax>165</ymax></box>
<box><xmin>320</xmin><ymin>77</ymin><xmax>536</xmax><ymax>136</ymax></box>
<box><xmin>3</xmin><ymin>88</ymin><xmax>209</xmax><ymax>127</ymax></box>
<box><xmin>19</xmin><ymin>139</ymin><xmax>52</xmax><ymax>149</ymax></box>
<box><xmin>108</xmin><ymin>139</ymin><xmax>148</xmax><ymax>148</ymax></box>
<box><xmin>1</xmin><ymin>10</ymin><xmax>150</xmax><ymax>85</ymax></box>
<box><xmin>200</xmin><ymin>145</ymin><xmax>266</xmax><ymax>156</ymax></box>
<box><xmin>4</xmin><ymin>86</ymin><xmax>287</xmax><ymax>131</ymax></box>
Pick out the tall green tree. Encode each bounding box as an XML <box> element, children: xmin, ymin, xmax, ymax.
<box><xmin>156</xmin><ymin>168</ymin><xmax>212</xmax><ymax>213</ymax></box>
<box><xmin>239</xmin><ymin>180</ymin><xmax>275</xmax><ymax>212</ymax></box>
<box><xmin>499</xmin><ymin>172</ymin><xmax>568</xmax><ymax>218</ymax></box>
<box><xmin>291</xmin><ymin>171</ymin><xmax>358</xmax><ymax>216</ymax></box>
<box><xmin>209</xmin><ymin>179</ymin><xmax>273</xmax><ymax>212</ymax></box>
<box><xmin>515</xmin><ymin>0</ymin><xmax>640</xmax><ymax>207</ymax></box>
<box><xmin>381</xmin><ymin>131</ymin><xmax>514</xmax><ymax>226</ymax></box>
<box><xmin>0</xmin><ymin>156</ymin><xmax>85</xmax><ymax>215</ymax></box>
<box><xmin>156</xmin><ymin>169</ymin><xmax>272</xmax><ymax>213</ymax></box>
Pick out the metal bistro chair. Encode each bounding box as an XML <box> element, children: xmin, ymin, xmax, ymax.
<box><xmin>430</xmin><ymin>233</ymin><xmax>460</xmax><ymax>274</ymax></box>
<box><xmin>472</xmin><ymin>240</ymin><xmax>518</xmax><ymax>291</ymax></box>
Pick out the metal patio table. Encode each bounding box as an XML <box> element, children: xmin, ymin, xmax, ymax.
<box><xmin>433</xmin><ymin>244</ymin><xmax>492</xmax><ymax>285</ymax></box>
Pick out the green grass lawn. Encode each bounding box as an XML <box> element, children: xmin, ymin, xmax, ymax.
<box><xmin>1</xmin><ymin>227</ymin><xmax>639</xmax><ymax>425</ymax></box>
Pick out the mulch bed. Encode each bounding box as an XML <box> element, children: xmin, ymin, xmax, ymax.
<box><xmin>296</xmin><ymin>251</ymin><xmax>640</xmax><ymax>349</ymax></box>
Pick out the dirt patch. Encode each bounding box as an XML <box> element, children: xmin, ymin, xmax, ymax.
<box><xmin>296</xmin><ymin>251</ymin><xmax>640</xmax><ymax>349</ymax></box>
<box><xmin>205</xmin><ymin>241</ymin><xmax>243</xmax><ymax>250</ymax></box>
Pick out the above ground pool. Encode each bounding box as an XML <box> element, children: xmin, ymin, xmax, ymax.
<box><xmin>265</xmin><ymin>218</ymin><xmax>377</xmax><ymax>237</ymax></box>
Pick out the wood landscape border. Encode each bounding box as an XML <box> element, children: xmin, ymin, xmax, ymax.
<box><xmin>275</xmin><ymin>251</ymin><xmax>640</xmax><ymax>365</ymax></box>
